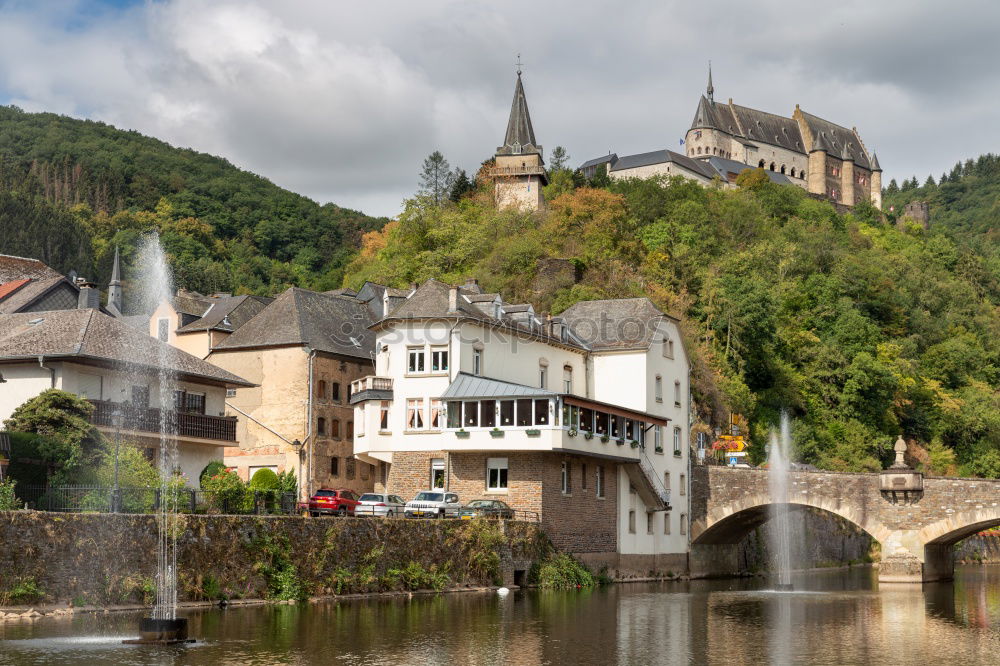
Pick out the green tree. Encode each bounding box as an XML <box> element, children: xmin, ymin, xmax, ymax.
<box><xmin>448</xmin><ymin>169</ymin><xmax>474</xmax><ymax>202</ymax></box>
<box><xmin>3</xmin><ymin>390</ymin><xmax>102</xmax><ymax>483</ymax></box>
<box><xmin>419</xmin><ymin>151</ymin><xmax>454</xmax><ymax>204</ymax></box>
<box><xmin>549</xmin><ymin>146</ymin><xmax>569</xmax><ymax>171</ymax></box>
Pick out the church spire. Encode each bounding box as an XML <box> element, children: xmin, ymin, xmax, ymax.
<box><xmin>497</xmin><ymin>65</ymin><xmax>541</xmax><ymax>156</ymax></box>
<box><xmin>707</xmin><ymin>61</ymin><xmax>714</xmax><ymax>103</ymax></box>
<box><xmin>107</xmin><ymin>246</ymin><xmax>123</xmax><ymax>316</ymax></box>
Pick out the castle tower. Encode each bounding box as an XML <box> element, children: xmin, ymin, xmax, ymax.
<box><xmin>493</xmin><ymin>67</ymin><xmax>547</xmax><ymax>211</ymax></box>
<box><xmin>707</xmin><ymin>62</ymin><xmax>714</xmax><ymax>104</ymax></box>
<box><xmin>840</xmin><ymin>155</ymin><xmax>855</xmax><ymax>207</ymax></box>
<box><xmin>870</xmin><ymin>153</ymin><xmax>883</xmax><ymax>209</ymax></box>
<box><xmin>106</xmin><ymin>246</ymin><xmax>123</xmax><ymax>316</ymax></box>
<box><xmin>807</xmin><ymin>131</ymin><xmax>831</xmax><ymax>197</ymax></box>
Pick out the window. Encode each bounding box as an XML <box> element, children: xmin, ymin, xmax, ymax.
<box><xmin>346</xmin><ymin>421</ymin><xmax>354</xmax><ymax>440</ymax></box>
<box><xmin>516</xmin><ymin>399</ymin><xmax>532</xmax><ymax>427</ymax></box>
<box><xmin>680</xmin><ymin>474</ymin><xmax>686</xmax><ymax>495</ymax></box>
<box><xmin>581</xmin><ymin>463</ymin><xmax>587</xmax><ymax>489</ymax></box>
<box><xmin>330</xmin><ymin>456</ymin><xmax>339</xmax><ymax>476</ymax></box>
<box><xmin>664</xmin><ymin>512</ymin><xmax>671</xmax><ymax>535</ymax></box>
<box><xmin>407</xmin><ymin>347</ymin><xmax>425</xmax><ymax>373</ymax></box>
<box><xmin>624</xmin><ymin>419</ymin><xmax>634</xmax><ymax>441</ymax></box>
<box><xmin>680</xmin><ymin>513</ymin><xmax>687</xmax><ymax>535</ymax></box>
<box><xmin>561</xmin><ymin>461</ymin><xmax>570</xmax><ymax>494</ymax></box>
<box><xmin>596</xmin><ymin>465</ymin><xmax>605</xmax><ymax>498</ymax></box>
<box><xmin>480</xmin><ymin>400</ymin><xmax>496</xmax><ymax>428</ymax></box>
<box><xmin>131</xmin><ymin>385</ymin><xmax>149</xmax><ymax>409</ymax></box>
<box><xmin>487</xmin><ymin>457</ymin><xmax>508</xmax><ymax>490</ymax></box>
<box><xmin>78</xmin><ymin>373</ymin><xmax>103</xmax><ymax>400</ymax></box>
<box><xmin>674</xmin><ymin>381</ymin><xmax>682</xmax><ymax>407</ymax></box>
<box><xmin>431</xmin><ymin>348</ymin><xmax>449</xmax><ymax>373</ymax></box>
<box><xmin>662</xmin><ymin>338</ymin><xmax>673</xmax><ymax>358</ymax></box>
<box><xmin>430</xmin><ymin>399</ymin><xmax>444</xmax><ymax>429</ymax></box>
<box><xmin>500</xmin><ymin>400</ymin><xmax>515</xmax><ymax>426</ymax></box>
<box><xmin>226</xmin><ymin>388</ymin><xmax>237</xmax><ymax>398</ymax></box>
<box><xmin>447</xmin><ymin>402</ymin><xmax>461</xmax><ymax>428</ymax></box>
<box><xmin>463</xmin><ymin>402</ymin><xmax>479</xmax><ymax>428</ymax></box>
<box><xmin>647</xmin><ymin>513</ymin><xmax>654</xmax><ymax>535</ymax></box>
<box><xmin>332</xmin><ymin>383</ymin><xmax>341</xmax><ymax>402</ymax></box>
<box><xmin>407</xmin><ymin>398</ymin><xmax>425</xmax><ymax>430</ymax></box>
<box><xmin>610</xmin><ymin>415</ymin><xmax>620</xmax><ymax>440</ymax></box>
<box><xmin>331</xmin><ymin>418</ymin><xmax>341</xmax><ymax>439</ymax></box>
<box><xmin>156</xmin><ymin>318</ymin><xmax>170</xmax><ymax>342</ymax></box>
<box><xmin>173</xmin><ymin>391</ymin><xmax>206</xmax><ymax>414</ymax></box>
<box><xmin>379</xmin><ymin>401</ymin><xmax>390</xmax><ymax>431</ymax></box>
<box><xmin>473</xmin><ymin>348</ymin><xmax>483</xmax><ymax>376</ymax></box>
<box><xmin>317</xmin><ymin>417</ymin><xmax>327</xmax><ymax>436</ymax></box>
<box><xmin>655</xmin><ymin>375</ymin><xmax>663</xmax><ymax>402</ymax></box>
<box><xmin>534</xmin><ymin>399</ymin><xmax>549</xmax><ymax>425</ymax></box>
<box><xmin>664</xmin><ymin>471</ymin><xmax>671</xmax><ymax>490</ymax></box>
<box><xmin>317</xmin><ymin>380</ymin><xmax>327</xmax><ymax>399</ymax></box>
<box><xmin>654</xmin><ymin>426</ymin><xmax>663</xmax><ymax>453</ymax></box>
<box><xmin>629</xmin><ymin>510</ymin><xmax>636</xmax><ymax>534</ymax></box>
<box><xmin>594</xmin><ymin>411</ymin><xmax>608</xmax><ymax>436</ymax></box>
<box><xmin>539</xmin><ymin>364</ymin><xmax>548</xmax><ymax>389</ymax></box>
<box><xmin>674</xmin><ymin>427</ymin><xmax>682</xmax><ymax>456</ymax></box>
<box><xmin>430</xmin><ymin>459</ymin><xmax>445</xmax><ymax>488</ymax></box>
<box><xmin>346</xmin><ymin>457</ymin><xmax>356</xmax><ymax>480</ymax></box>
<box><xmin>360</xmin><ymin>461</ymin><xmax>370</xmax><ymax>481</ymax></box>
<box><xmin>563</xmin><ymin>366</ymin><xmax>573</xmax><ymax>393</ymax></box>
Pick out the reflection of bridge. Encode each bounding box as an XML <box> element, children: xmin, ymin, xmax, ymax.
<box><xmin>690</xmin><ymin>466</ymin><xmax>1000</xmax><ymax>582</ymax></box>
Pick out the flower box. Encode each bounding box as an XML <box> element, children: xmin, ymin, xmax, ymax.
<box><xmin>489</xmin><ymin>429</ymin><xmax>504</xmax><ymax>438</ymax></box>
<box><xmin>600</xmin><ymin>435</ymin><xmax>610</xmax><ymax>444</ymax></box>
<box><xmin>583</xmin><ymin>431</ymin><xmax>593</xmax><ymax>440</ymax></box>
<box><xmin>630</xmin><ymin>440</ymin><xmax>640</xmax><ymax>449</ymax></box>
<box><xmin>615</xmin><ymin>439</ymin><xmax>625</xmax><ymax>446</ymax></box>
<box><xmin>567</xmin><ymin>428</ymin><xmax>578</xmax><ymax>437</ymax></box>
<box><xmin>525</xmin><ymin>429</ymin><xmax>541</xmax><ymax>437</ymax></box>
<box><xmin>454</xmin><ymin>430</ymin><xmax>470</xmax><ymax>439</ymax></box>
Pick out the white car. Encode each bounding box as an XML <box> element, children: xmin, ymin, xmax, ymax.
<box><xmin>404</xmin><ymin>490</ymin><xmax>462</xmax><ymax>519</ymax></box>
<box><xmin>356</xmin><ymin>493</ymin><xmax>406</xmax><ymax>517</ymax></box>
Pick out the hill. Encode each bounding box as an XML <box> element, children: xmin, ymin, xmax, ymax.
<box><xmin>343</xmin><ymin>170</ymin><xmax>1000</xmax><ymax>477</ymax></box>
<box><xmin>0</xmin><ymin>105</ymin><xmax>386</xmax><ymax>296</ymax></box>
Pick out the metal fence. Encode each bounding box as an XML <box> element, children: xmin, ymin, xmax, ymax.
<box><xmin>16</xmin><ymin>485</ymin><xmax>298</xmax><ymax>516</ymax></box>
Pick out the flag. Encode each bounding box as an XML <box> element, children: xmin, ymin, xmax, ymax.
<box><xmin>679</xmin><ymin>138</ymin><xmax>685</xmax><ymax>145</ymax></box>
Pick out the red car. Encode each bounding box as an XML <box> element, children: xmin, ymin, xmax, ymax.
<box><xmin>306</xmin><ymin>488</ymin><xmax>361</xmax><ymax>517</ymax></box>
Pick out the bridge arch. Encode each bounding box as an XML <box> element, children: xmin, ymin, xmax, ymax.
<box><xmin>919</xmin><ymin>506</ymin><xmax>1000</xmax><ymax>546</ymax></box>
<box><xmin>691</xmin><ymin>492</ymin><xmax>892</xmax><ymax>547</ymax></box>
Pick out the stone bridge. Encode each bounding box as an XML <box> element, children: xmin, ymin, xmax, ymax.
<box><xmin>690</xmin><ymin>466</ymin><xmax>1000</xmax><ymax>582</ymax></box>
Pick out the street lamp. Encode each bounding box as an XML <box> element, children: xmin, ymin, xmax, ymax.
<box><xmin>291</xmin><ymin>439</ymin><xmax>304</xmax><ymax>500</ymax></box>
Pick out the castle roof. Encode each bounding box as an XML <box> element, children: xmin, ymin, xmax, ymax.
<box><xmin>730</xmin><ymin>104</ymin><xmax>805</xmax><ymax>154</ymax></box>
<box><xmin>798</xmin><ymin>110</ymin><xmax>871</xmax><ymax>169</ymax></box>
<box><xmin>870</xmin><ymin>152</ymin><xmax>881</xmax><ymax>171</ymax></box>
<box><xmin>609</xmin><ymin>149</ymin><xmax>716</xmax><ymax>180</ymax></box>
<box><xmin>496</xmin><ymin>73</ymin><xmax>542</xmax><ymax>157</ymax></box>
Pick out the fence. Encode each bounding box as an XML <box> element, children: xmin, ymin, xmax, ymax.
<box><xmin>15</xmin><ymin>485</ymin><xmax>298</xmax><ymax>516</ymax></box>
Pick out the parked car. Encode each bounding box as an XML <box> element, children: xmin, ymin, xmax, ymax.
<box><xmin>307</xmin><ymin>488</ymin><xmax>361</xmax><ymax>516</ymax></box>
<box><xmin>459</xmin><ymin>499</ymin><xmax>515</xmax><ymax>520</ymax></box>
<box><xmin>404</xmin><ymin>490</ymin><xmax>462</xmax><ymax>518</ymax></box>
<box><xmin>356</xmin><ymin>493</ymin><xmax>406</xmax><ymax>517</ymax></box>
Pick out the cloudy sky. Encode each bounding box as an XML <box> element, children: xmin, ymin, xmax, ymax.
<box><xmin>0</xmin><ymin>0</ymin><xmax>994</xmax><ymax>217</ymax></box>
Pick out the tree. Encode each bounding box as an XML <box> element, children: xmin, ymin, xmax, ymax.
<box><xmin>924</xmin><ymin>174</ymin><xmax>937</xmax><ymax>188</ymax></box>
<box><xmin>549</xmin><ymin>146</ymin><xmax>569</xmax><ymax>171</ymax></box>
<box><xmin>419</xmin><ymin>151</ymin><xmax>454</xmax><ymax>204</ymax></box>
<box><xmin>3</xmin><ymin>389</ymin><xmax>102</xmax><ymax>482</ymax></box>
<box><xmin>886</xmin><ymin>179</ymin><xmax>899</xmax><ymax>194</ymax></box>
<box><xmin>449</xmin><ymin>169</ymin><xmax>474</xmax><ymax>202</ymax></box>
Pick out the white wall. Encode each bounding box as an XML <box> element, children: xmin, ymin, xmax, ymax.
<box><xmin>0</xmin><ymin>362</ymin><xmax>57</xmax><ymax>423</ymax></box>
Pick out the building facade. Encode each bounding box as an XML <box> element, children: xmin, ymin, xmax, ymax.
<box><xmin>351</xmin><ymin>279</ymin><xmax>690</xmax><ymax>573</ymax></box>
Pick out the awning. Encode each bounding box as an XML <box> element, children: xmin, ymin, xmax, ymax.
<box><xmin>441</xmin><ymin>372</ymin><xmax>557</xmax><ymax>400</ymax></box>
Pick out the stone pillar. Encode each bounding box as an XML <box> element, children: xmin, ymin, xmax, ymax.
<box><xmin>922</xmin><ymin>544</ymin><xmax>955</xmax><ymax>582</ymax></box>
<box><xmin>807</xmin><ymin>150</ymin><xmax>827</xmax><ymax>195</ymax></box>
<box><xmin>871</xmin><ymin>170</ymin><xmax>882</xmax><ymax>209</ymax></box>
<box><xmin>841</xmin><ymin>159</ymin><xmax>855</xmax><ymax>206</ymax></box>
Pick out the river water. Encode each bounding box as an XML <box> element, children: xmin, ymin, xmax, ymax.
<box><xmin>3</xmin><ymin>565</ymin><xmax>1000</xmax><ymax>665</ymax></box>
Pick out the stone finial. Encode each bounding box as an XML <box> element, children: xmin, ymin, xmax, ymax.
<box><xmin>893</xmin><ymin>435</ymin><xmax>907</xmax><ymax>468</ymax></box>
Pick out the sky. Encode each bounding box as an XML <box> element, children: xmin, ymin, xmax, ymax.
<box><xmin>0</xmin><ymin>0</ymin><xmax>996</xmax><ymax>218</ymax></box>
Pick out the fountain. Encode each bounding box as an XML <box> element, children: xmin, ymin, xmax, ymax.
<box><xmin>121</xmin><ymin>235</ymin><xmax>193</xmax><ymax>645</ymax></box>
<box><xmin>768</xmin><ymin>411</ymin><xmax>794</xmax><ymax>591</ymax></box>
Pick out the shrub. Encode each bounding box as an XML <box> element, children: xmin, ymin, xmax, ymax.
<box><xmin>0</xmin><ymin>478</ymin><xmax>22</xmax><ymax>510</ymax></box>
<box><xmin>530</xmin><ymin>554</ymin><xmax>597</xmax><ymax>589</ymax></box>
<box><xmin>199</xmin><ymin>460</ymin><xmax>227</xmax><ymax>489</ymax></box>
<box><xmin>6</xmin><ymin>577</ymin><xmax>44</xmax><ymax>604</ymax></box>
<box><xmin>202</xmin><ymin>469</ymin><xmax>251</xmax><ymax>513</ymax></box>
<box><xmin>249</xmin><ymin>468</ymin><xmax>280</xmax><ymax>490</ymax></box>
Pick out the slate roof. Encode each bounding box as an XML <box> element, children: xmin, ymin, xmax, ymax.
<box><xmin>212</xmin><ymin>288</ymin><xmax>375</xmax><ymax>359</ymax></box>
<box><xmin>578</xmin><ymin>154</ymin><xmax>618</xmax><ymax>170</ymax></box>
<box><xmin>870</xmin><ymin>153</ymin><xmax>881</xmax><ymax>171</ymax></box>
<box><xmin>0</xmin><ymin>254</ymin><xmax>61</xmax><ymax>283</ymax></box>
<box><xmin>558</xmin><ymin>298</ymin><xmax>667</xmax><ymax>350</ymax></box>
<box><xmin>497</xmin><ymin>73</ymin><xmax>542</xmax><ymax>156</ymax></box>
<box><xmin>609</xmin><ymin>149</ymin><xmax>716</xmax><ymax>180</ymax></box>
<box><xmin>175</xmin><ymin>295</ymin><xmax>272</xmax><ymax>333</ymax></box>
<box><xmin>799</xmin><ymin>110</ymin><xmax>871</xmax><ymax>169</ymax></box>
<box><xmin>0</xmin><ymin>309</ymin><xmax>252</xmax><ymax>386</ymax></box>
<box><xmin>0</xmin><ymin>255</ymin><xmax>78</xmax><ymax>315</ymax></box>
<box><xmin>441</xmin><ymin>372</ymin><xmax>556</xmax><ymax>400</ymax></box>
<box><xmin>172</xmin><ymin>292</ymin><xmax>214</xmax><ymax>318</ymax></box>
<box><xmin>731</xmin><ymin>104</ymin><xmax>806</xmax><ymax>154</ymax></box>
<box><xmin>706</xmin><ymin>156</ymin><xmax>795</xmax><ymax>185</ymax></box>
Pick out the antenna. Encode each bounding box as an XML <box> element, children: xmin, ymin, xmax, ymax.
<box><xmin>515</xmin><ymin>53</ymin><xmax>523</xmax><ymax>76</ymax></box>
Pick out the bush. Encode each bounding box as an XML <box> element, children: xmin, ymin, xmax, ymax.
<box><xmin>249</xmin><ymin>468</ymin><xmax>280</xmax><ymax>490</ymax></box>
<box><xmin>200</xmin><ymin>461</ymin><xmax>227</xmax><ymax>489</ymax></box>
<box><xmin>202</xmin><ymin>469</ymin><xmax>251</xmax><ymax>513</ymax></box>
<box><xmin>530</xmin><ymin>554</ymin><xmax>597</xmax><ymax>589</ymax></box>
<box><xmin>3</xmin><ymin>389</ymin><xmax>101</xmax><ymax>483</ymax></box>
<box><xmin>0</xmin><ymin>478</ymin><xmax>22</xmax><ymax>510</ymax></box>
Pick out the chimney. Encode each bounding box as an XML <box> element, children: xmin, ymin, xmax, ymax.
<box><xmin>77</xmin><ymin>279</ymin><xmax>100</xmax><ymax>309</ymax></box>
<box><xmin>448</xmin><ymin>286</ymin><xmax>458</xmax><ymax>313</ymax></box>
<box><xmin>462</xmin><ymin>278</ymin><xmax>481</xmax><ymax>294</ymax></box>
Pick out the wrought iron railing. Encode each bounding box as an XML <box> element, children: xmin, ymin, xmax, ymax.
<box><xmin>15</xmin><ymin>485</ymin><xmax>297</xmax><ymax>515</ymax></box>
<box><xmin>88</xmin><ymin>400</ymin><xmax>237</xmax><ymax>442</ymax></box>
<box><xmin>489</xmin><ymin>165</ymin><xmax>547</xmax><ymax>177</ymax></box>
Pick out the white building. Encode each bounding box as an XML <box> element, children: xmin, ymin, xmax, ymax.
<box><xmin>351</xmin><ymin>279</ymin><xmax>690</xmax><ymax>575</ymax></box>
<box><xmin>0</xmin><ymin>309</ymin><xmax>253</xmax><ymax>483</ymax></box>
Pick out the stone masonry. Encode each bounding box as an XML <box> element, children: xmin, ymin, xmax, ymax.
<box><xmin>690</xmin><ymin>466</ymin><xmax>1000</xmax><ymax>582</ymax></box>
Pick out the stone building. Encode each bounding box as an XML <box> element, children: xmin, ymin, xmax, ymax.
<box><xmin>491</xmin><ymin>70</ymin><xmax>548</xmax><ymax>211</ymax></box>
<box><xmin>902</xmin><ymin>200</ymin><xmax>930</xmax><ymax>228</ymax></box>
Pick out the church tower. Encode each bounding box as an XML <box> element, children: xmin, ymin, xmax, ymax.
<box><xmin>493</xmin><ymin>65</ymin><xmax>547</xmax><ymax>211</ymax></box>
<box><xmin>106</xmin><ymin>246</ymin><xmax>123</xmax><ymax>317</ymax></box>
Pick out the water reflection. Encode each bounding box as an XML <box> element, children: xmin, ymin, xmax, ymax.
<box><xmin>4</xmin><ymin>566</ymin><xmax>1000</xmax><ymax>665</ymax></box>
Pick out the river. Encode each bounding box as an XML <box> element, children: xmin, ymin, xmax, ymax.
<box><xmin>3</xmin><ymin>565</ymin><xmax>1000</xmax><ymax>665</ymax></box>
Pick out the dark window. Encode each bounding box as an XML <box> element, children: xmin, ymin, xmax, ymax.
<box><xmin>330</xmin><ymin>457</ymin><xmax>339</xmax><ymax>476</ymax></box>
<box><xmin>581</xmin><ymin>463</ymin><xmax>588</xmax><ymax>489</ymax></box>
<box><xmin>317</xmin><ymin>380</ymin><xmax>327</xmax><ymax>399</ymax></box>
<box><xmin>332</xmin><ymin>383</ymin><xmax>341</xmax><ymax>402</ymax></box>
<box><xmin>331</xmin><ymin>419</ymin><xmax>340</xmax><ymax>439</ymax></box>
<box><xmin>534</xmin><ymin>399</ymin><xmax>549</xmax><ymax>425</ymax></box>
<box><xmin>480</xmin><ymin>400</ymin><xmax>496</xmax><ymax>428</ymax></box>
<box><xmin>595</xmin><ymin>411</ymin><xmax>609</xmax><ymax>435</ymax></box>
<box><xmin>499</xmin><ymin>400</ymin><xmax>515</xmax><ymax>426</ymax></box>
<box><xmin>580</xmin><ymin>407</ymin><xmax>594</xmax><ymax>432</ymax></box>
<box><xmin>346</xmin><ymin>421</ymin><xmax>354</xmax><ymax>440</ymax></box>
<box><xmin>317</xmin><ymin>417</ymin><xmax>327</xmax><ymax>436</ymax></box>
<box><xmin>516</xmin><ymin>399</ymin><xmax>532</xmax><ymax>427</ymax></box>
<box><xmin>463</xmin><ymin>401</ymin><xmax>479</xmax><ymax>428</ymax></box>
<box><xmin>447</xmin><ymin>402</ymin><xmax>461</xmax><ymax>428</ymax></box>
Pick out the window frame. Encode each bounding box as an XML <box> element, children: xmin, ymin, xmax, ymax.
<box><xmin>406</xmin><ymin>398</ymin><xmax>425</xmax><ymax>431</ymax></box>
<box><xmin>407</xmin><ymin>347</ymin><xmax>426</xmax><ymax>374</ymax></box>
<box><xmin>486</xmin><ymin>457</ymin><xmax>509</xmax><ymax>492</ymax></box>
<box><xmin>596</xmin><ymin>465</ymin><xmax>605</xmax><ymax>498</ymax></box>
<box><xmin>431</xmin><ymin>347</ymin><xmax>449</xmax><ymax>373</ymax></box>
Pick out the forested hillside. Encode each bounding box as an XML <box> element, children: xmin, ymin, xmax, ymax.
<box><xmin>344</xmin><ymin>169</ymin><xmax>1000</xmax><ymax>477</ymax></box>
<box><xmin>0</xmin><ymin>105</ymin><xmax>386</xmax><ymax>296</ymax></box>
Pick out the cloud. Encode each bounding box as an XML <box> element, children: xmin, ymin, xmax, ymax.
<box><xmin>0</xmin><ymin>0</ymin><xmax>997</xmax><ymax>215</ymax></box>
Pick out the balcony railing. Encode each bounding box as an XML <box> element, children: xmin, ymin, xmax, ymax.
<box><xmin>350</xmin><ymin>376</ymin><xmax>394</xmax><ymax>404</ymax></box>
<box><xmin>88</xmin><ymin>400</ymin><xmax>237</xmax><ymax>443</ymax></box>
<box><xmin>489</xmin><ymin>165</ymin><xmax>547</xmax><ymax>177</ymax></box>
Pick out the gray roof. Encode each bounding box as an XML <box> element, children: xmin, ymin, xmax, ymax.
<box><xmin>0</xmin><ymin>309</ymin><xmax>252</xmax><ymax>386</ymax></box>
<box><xmin>0</xmin><ymin>255</ymin><xmax>78</xmax><ymax>315</ymax></box>
<box><xmin>175</xmin><ymin>294</ymin><xmax>272</xmax><ymax>333</ymax></box>
<box><xmin>731</xmin><ymin>104</ymin><xmax>805</xmax><ymax>154</ymax></box>
<box><xmin>610</xmin><ymin>149</ymin><xmax>716</xmax><ymax>180</ymax></box>
<box><xmin>559</xmin><ymin>298</ymin><xmax>666</xmax><ymax>350</ymax></box>
<box><xmin>0</xmin><ymin>254</ymin><xmax>61</xmax><ymax>283</ymax></box>
<box><xmin>578</xmin><ymin>154</ymin><xmax>618</xmax><ymax>170</ymax></box>
<box><xmin>799</xmin><ymin>110</ymin><xmax>871</xmax><ymax>169</ymax></box>
<box><xmin>496</xmin><ymin>73</ymin><xmax>542</xmax><ymax>157</ymax></box>
<box><xmin>706</xmin><ymin>156</ymin><xmax>795</xmax><ymax>185</ymax></box>
<box><xmin>441</xmin><ymin>372</ymin><xmax>556</xmax><ymax>400</ymax></box>
<box><xmin>870</xmin><ymin>152</ymin><xmax>881</xmax><ymax>171</ymax></box>
<box><xmin>212</xmin><ymin>287</ymin><xmax>375</xmax><ymax>359</ymax></box>
<box><xmin>172</xmin><ymin>292</ymin><xmax>214</xmax><ymax>318</ymax></box>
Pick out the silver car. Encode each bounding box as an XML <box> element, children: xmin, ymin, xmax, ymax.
<box><xmin>404</xmin><ymin>490</ymin><xmax>462</xmax><ymax>519</ymax></box>
<box><xmin>356</xmin><ymin>493</ymin><xmax>406</xmax><ymax>517</ymax></box>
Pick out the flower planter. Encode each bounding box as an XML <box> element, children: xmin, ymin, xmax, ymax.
<box><xmin>583</xmin><ymin>431</ymin><xmax>593</xmax><ymax>440</ymax></box>
<box><xmin>630</xmin><ymin>440</ymin><xmax>640</xmax><ymax>449</ymax></box>
<box><xmin>615</xmin><ymin>439</ymin><xmax>625</xmax><ymax>446</ymax></box>
<box><xmin>489</xmin><ymin>430</ymin><xmax>505</xmax><ymax>438</ymax></box>
<box><xmin>454</xmin><ymin>431</ymin><xmax>470</xmax><ymax>439</ymax></box>
<box><xmin>567</xmin><ymin>429</ymin><xmax>578</xmax><ymax>437</ymax></box>
<box><xmin>525</xmin><ymin>429</ymin><xmax>541</xmax><ymax>437</ymax></box>
<box><xmin>600</xmin><ymin>435</ymin><xmax>610</xmax><ymax>444</ymax></box>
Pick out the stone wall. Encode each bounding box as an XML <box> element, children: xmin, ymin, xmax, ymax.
<box><xmin>736</xmin><ymin>507</ymin><xmax>873</xmax><ymax>573</ymax></box>
<box><xmin>955</xmin><ymin>533</ymin><xmax>1000</xmax><ymax>563</ymax></box>
<box><xmin>0</xmin><ymin>512</ymin><xmax>547</xmax><ymax>607</ymax></box>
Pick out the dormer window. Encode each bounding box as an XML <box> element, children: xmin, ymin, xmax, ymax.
<box><xmin>512</xmin><ymin>142</ymin><xmax>521</xmax><ymax>154</ymax></box>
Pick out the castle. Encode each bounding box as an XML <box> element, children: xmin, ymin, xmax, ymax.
<box><xmin>491</xmin><ymin>69</ymin><xmax>548</xmax><ymax>211</ymax></box>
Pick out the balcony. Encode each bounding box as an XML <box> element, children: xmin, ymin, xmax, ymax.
<box><xmin>489</xmin><ymin>165</ymin><xmax>547</xmax><ymax>178</ymax></box>
<box><xmin>349</xmin><ymin>376</ymin><xmax>394</xmax><ymax>405</ymax></box>
<box><xmin>88</xmin><ymin>400</ymin><xmax>237</xmax><ymax>443</ymax></box>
